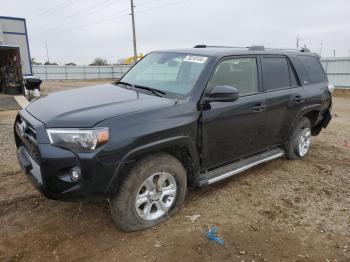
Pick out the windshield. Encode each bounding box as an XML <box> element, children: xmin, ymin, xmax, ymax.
<box><xmin>120</xmin><ymin>52</ymin><xmax>209</xmax><ymax>95</ymax></box>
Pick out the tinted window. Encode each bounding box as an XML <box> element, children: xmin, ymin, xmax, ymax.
<box><xmin>299</xmin><ymin>55</ymin><xmax>325</xmax><ymax>83</ymax></box>
<box><xmin>289</xmin><ymin>64</ymin><xmax>298</xmax><ymax>86</ymax></box>
<box><xmin>208</xmin><ymin>58</ymin><xmax>258</xmax><ymax>96</ymax></box>
<box><xmin>262</xmin><ymin>57</ymin><xmax>291</xmax><ymax>91</ymax></box>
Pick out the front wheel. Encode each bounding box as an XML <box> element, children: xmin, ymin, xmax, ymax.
<box><xmin>285</xmin><ymin>117</ymin><xmax>312</xmax><ymax>160</ymax></box>
<box><xmin>109</xmin><ymin>152</ymin><xmax>187</xmax><ymax>232</ymax></box>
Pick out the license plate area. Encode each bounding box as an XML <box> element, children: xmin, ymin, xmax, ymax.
<box><xmin>17</xmin><ymin>146</ymin><xmax>43</xmax><ymax>185</ymax></box>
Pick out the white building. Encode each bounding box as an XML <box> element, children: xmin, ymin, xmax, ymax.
<box><xmin>0</xmin><ymin>16</ymin><xmax>32</xmax><ymax>76</ymax></box>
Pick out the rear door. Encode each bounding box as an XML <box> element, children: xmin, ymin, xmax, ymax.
<box><xmin>201</xmin><ymin>56</ymin><xmax>269</xmax><ymax>170</ymax></box>
<box><xmin>261</xmin><ymin>55</ymin><xmax>305</xmax><ymax>146</ymax></box>
<box><xmin>297</xmin><ymin>55</ymin><xmax>331</xmax><ymax>111</ymax></box>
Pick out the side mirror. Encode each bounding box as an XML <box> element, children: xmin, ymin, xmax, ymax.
<box><xmin>206</xmin><ymin>85</ymin><xmax>239</xmax><ymax>102</ymax></box>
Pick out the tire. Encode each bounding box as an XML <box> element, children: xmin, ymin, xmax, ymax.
<box><xmin>284</xmin><ymin>117</ymin><xmax>312</xmax><ymax>160</ymax></box>
<box><xmin>109</xmin><ymin>152</ymin><xmax>187</xmax><ymax>232</ymax></box>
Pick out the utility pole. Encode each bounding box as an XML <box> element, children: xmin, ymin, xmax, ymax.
<box><xmin>45</xmin><ymin>42</ymin><xmax>50</xmax><ymax>63</ymax></box>
<box><xmin>130</xmin><ymin>0</ymin><xmax>138</xmax><ymax>64</ymax></box>
<box><xmin>296</xmin><ymin>34</ymin><xmax>300</xmax><ymax>49</ymax></box>
<box><xmin>319</xmin><ymin>42</ymin><xmax>323</xmax><ymax>57</ymax></box>
<box><xmin>333</xmin><ymin>49</ymin><xmax>336</xmax><ymax>57</ymax></box>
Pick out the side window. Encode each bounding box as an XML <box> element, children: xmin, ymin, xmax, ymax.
<box><xmin>298</xmin><ymin>56</ymin><xmax>325</xmax><ymax>83</ymax></box>
<box><xmin>289</xmin><ymin>63</ymin><xmax>299</xmax><ymax>87</ymax></box>
<box><xmin>262</xmin><ymin>57</ymin><xmax>291</xmax><ymax>91</ymax></box>
<box><xmin>207</xmin><ymin>57</ymin><xmax>258</xmax><ymax>96</ymax></box>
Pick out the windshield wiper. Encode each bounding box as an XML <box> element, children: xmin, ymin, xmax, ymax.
<box><xmin>133</xmin><ymin>85</ymin><xmax>166</xmax><ymax>97</ymax></box>
<box><xmin>117</xmin><ymin>81</ymin><xmax>132</xmax><ymax>88</ymax></box>
<box><xmin>117</xmin><ymin>81</ymin><xmax>166</xmax><ymax>97</ymax></box>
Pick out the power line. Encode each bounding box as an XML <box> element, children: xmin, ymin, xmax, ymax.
<box><xmin>45</xmin><ymin>0</ymin><xmax>190</xmax><ymax>35</ymax></box>
<box><xmin>30</xmin><ymin>0</ymin><xmax>78</xmax><ymax>20</ymax></box>
<box><xmin>136</xmin><ymin>0</ymin><xmax>190</xmax><ymax>14</ymax></box>
<box><xmin>51</xmin><ymin>12</ymin><xmax>129</xmax><ymax>34</ymax></box>
<box><xmin>136</xmin><ymin>0</ymin><xmax>164</xmax><ymax>7</ymax></box>
<box><xmin>129</xmin><ymin>0</ymin><xmax>189</xmax><ymax>63</ymax></box>
<box><xmin>48</xmin><ymin>0</ymin><xmax>116</xmax><ymax>26</ymax></box>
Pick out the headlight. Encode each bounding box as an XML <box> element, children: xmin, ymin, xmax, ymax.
<box><xmin>47</xmin><ymin>128</ymin><xmax>109</xmax><ymax>153</ymax></box>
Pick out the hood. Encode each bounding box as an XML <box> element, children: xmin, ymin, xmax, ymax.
<box><xmin>25</xmin><ymin>84</ymin><xmax>174</xmax><ymax>128</ymax></box>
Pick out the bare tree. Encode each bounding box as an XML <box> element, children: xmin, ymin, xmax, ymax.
<box><xmin>31</xmin><ymin>58</ymin><xmax>42</xmax><ymax>65</ymax></box>
<box><xmin>44</xmin><ymin>61</ymin><xmax>58</xmax><ymax>65</ymax></box>
<box><xmin>89</xmin><ymin>58</ymin><xmax>109</xmax><ymax>66</ymax></box>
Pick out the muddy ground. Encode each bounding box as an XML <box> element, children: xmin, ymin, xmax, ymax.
<box><xmin>0</xmin><ymin>81</ymin><xmax>349</xmax><ymax>262</ymax></box>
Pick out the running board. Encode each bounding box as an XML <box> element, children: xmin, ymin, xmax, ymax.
<box><xmin>195</xmin><ymin>148</ymin><xmax>284</xmax><ymax>186</ymax></box>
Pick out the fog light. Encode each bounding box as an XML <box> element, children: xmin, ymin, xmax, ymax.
<box><xmin>70</xmin><ymin>168</ymin><xmax>81</xmax><ymax>181</ymax></box>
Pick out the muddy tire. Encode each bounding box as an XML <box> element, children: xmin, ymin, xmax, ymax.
<box><xmin>285</xmin><ymin>117</ymin><xmax>312</xmax><ymax>160</ymax></box>
<box><xmin>109</xmin><ymin>152</ymin><xmax>187</xmax><ymax>232</ymax></box>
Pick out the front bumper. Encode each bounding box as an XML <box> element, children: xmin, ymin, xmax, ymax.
<box><xmin>15</xmin><ymin>110</ymin><xmax>118</xmax><ymax>201</ymax></box>
<box><xmin>17</xmin><ymin>146</ymin><xmax>43</xmax><ymax>189</ymax></box>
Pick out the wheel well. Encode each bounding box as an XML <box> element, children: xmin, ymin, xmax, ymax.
<box><xmin>109</xmin><ymin>146</ymin><xmax>195</xmax><ymax>195</ymax></box>
<box><xmin>303</xmin><ymin>110</ymin><xmax>320</xmax><ymax>127</ymax></box>
<box><xmin>162</xmin><ymin>146</ymin><xmax>195</xmax><ymax>184</ymax></box>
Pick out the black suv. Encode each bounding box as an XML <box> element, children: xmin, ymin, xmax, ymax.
<box><xmin>15</xmin><ymin>45</ymin><xmax>332</xmax><ymax>231</ymax></box>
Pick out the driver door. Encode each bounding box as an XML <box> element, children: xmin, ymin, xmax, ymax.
<box><xmin>201</xmin><ymin>56</ymin><xmax>269</xmax><ymax>170</ymax></box>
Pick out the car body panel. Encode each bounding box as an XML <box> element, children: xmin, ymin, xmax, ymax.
<box><xmin>25</xmin><ymin>84</ymin><xmax>175</xmax><ymax>128</ymax></box>
<box><xmin>201</xmin><ymin>93</ymin><xmax>268</xmax><ymax>169</ymax></box>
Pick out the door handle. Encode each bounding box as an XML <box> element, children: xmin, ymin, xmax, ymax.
<box><xmin>293</xmin><ymin>95</ymin><xmax>305</xmax><ymax>103</ymax></box>
<box><xmin>252</xmin><ymin>103</ymin><xmax>266</xmax><ymax>112</ymax></box>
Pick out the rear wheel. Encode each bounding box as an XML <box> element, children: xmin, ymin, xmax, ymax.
<box><xmin>285</xmin><ymin>117</ymin><xmax>312</xmax><ymax>160</ymax></box>
<box><xmin>109</xmin><ymin>152</ymin><xmax>187</xmax><ymax>232</ymax></box>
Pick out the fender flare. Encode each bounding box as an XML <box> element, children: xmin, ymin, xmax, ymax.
<box><xmin>105</xmin><ymin>136</ymin><xmax>200</xmax><ymax>194</ymax></box>
<box><xmin>284</xmin><ymin>104</ymin><xmax>322</xmax><ymax>141</ymax></box>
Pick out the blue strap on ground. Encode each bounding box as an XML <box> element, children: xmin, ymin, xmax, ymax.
<box><xmin>206</xmin><ymin>227</ymin><xmax>224</xmax><ymax>245</ymax></box>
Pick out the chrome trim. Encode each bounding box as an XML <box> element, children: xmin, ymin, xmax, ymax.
<box><xmin>207</xmin><ymin>151</ymin><xmax>284</xmax><ymax>185</ymax></box>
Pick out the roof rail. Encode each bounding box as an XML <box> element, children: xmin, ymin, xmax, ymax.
<box><xmin>248</xmin><ymin>45</ymin><xmax>265</xmax><ymax>51</ymax></box>
<box><xmin>300</xmin><ymin>47</ymin><xmax>311</xmax><ymax>52</ymax></box>
<box><xmin>193</xmin><ymin>45</ymin><xmax>311</xmax><ymax>53</ymax></box>
<box><xmin>193</xmin><ymin>45</ymin><xmax>249</xmax><ymax>49</ymax></box>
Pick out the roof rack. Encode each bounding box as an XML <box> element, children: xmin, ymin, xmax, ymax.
<box><xmin>193</xmin><ymin>45</ymin><xmax>311</xmax><ymax>52</ymax></box>
<box><xmin>193</xmin><ymin>45</ymin><xmax>250</xmax><ymax>49</ymax></box>
<box><xmin>300</xmin><ymin>47</ymin><xmax>311</xmax><ymax>52</ymax></box>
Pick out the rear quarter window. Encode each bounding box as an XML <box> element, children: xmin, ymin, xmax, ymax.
<box><xmin>298</xmin><ymin>55</ymin><xmax>326</xmax><ymax>83</ymax></box>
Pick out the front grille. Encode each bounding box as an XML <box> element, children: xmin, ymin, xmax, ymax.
<box><xmin>16</xmin><ymin>117</ymin><xmax>41</xmax><ymax>163</ymax></box>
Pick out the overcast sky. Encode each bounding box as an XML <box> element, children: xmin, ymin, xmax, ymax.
<box><xmin>1</xmin><ymin>0</ymin><xmax>350</xmax><ymax>65</ymax></box>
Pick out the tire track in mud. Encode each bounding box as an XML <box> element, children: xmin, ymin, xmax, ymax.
<box><xmin>0</xmin><ymin>194</ymin><xmax>43</xmax><ymax>216</ymax></box>
<box><xmin>1</xmin><ymin>170</ymin><xmax>22</xmax><ymax>177</ymax></box>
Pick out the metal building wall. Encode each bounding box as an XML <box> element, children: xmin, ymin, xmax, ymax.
<box><xmin>321</xmin><ymin>57</ymin><xmax>350</xmax><ymax>88</ymax></box>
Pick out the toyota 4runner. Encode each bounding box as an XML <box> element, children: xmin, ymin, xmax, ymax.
<box><xmin>15</xmin><ymin>45</ymin><xmax>332</xmax><ymax>231</ymax></box>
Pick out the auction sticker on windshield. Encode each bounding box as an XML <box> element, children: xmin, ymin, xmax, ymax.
<box><xmin>183</xmin><ymin>55</ymin><xmax>208</xmax><ymax>63</ymax></box>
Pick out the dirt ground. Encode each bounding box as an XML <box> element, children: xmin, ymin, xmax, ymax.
<box><xmin>0</xmin><ymin>81</ymin><xmax>349</xmax><ymax>262</ymax></box>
